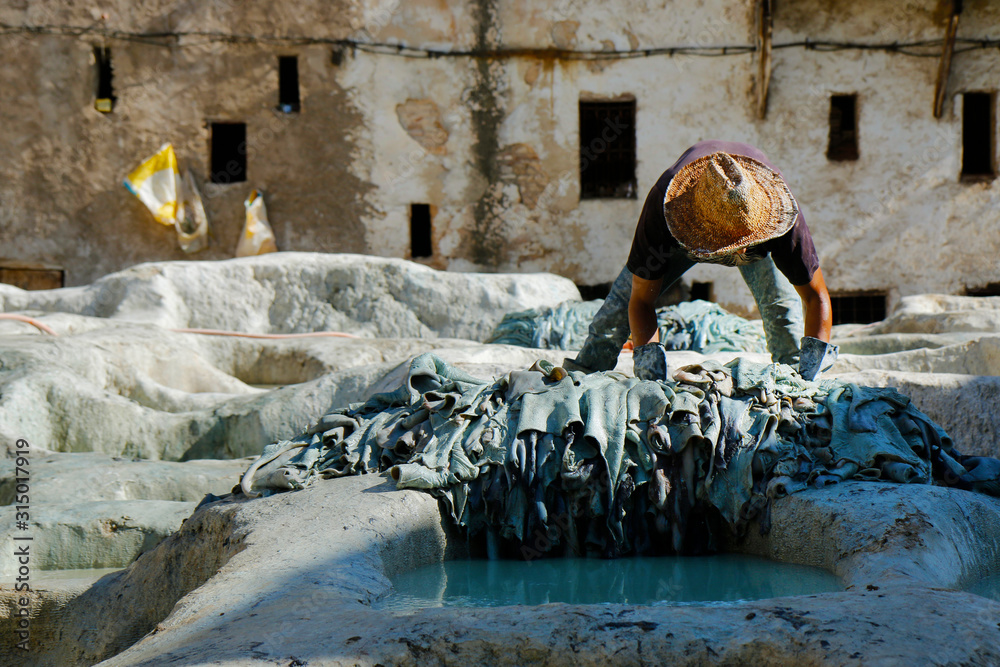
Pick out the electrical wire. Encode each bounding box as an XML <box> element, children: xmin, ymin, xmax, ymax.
<box><xmin>3</xmin><ymin>22</ymin><xmax>1000</xmax><ymax>60</ymax></box>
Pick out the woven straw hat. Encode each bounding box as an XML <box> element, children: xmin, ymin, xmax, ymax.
<box><xmin>663</xmin><ymin>152</ymin><xmax>798</xmax><ymax>259</ymax></box>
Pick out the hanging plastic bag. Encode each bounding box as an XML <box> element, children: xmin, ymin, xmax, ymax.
<box><xmin>124</xmin><ymin>144</ymin><xmax>212</xmax><ymax>253</ymax></box>
<box><xmin>176</xmin><ymin>170</ymin><xmax>209</xmax><ymax>253</ymax></box>
<box><xmin>123</xmin><ymin>143</ymin><xmax>182</xmax><ymax>226</ymax></box>
<box><xmin>235</xmin><ymin>189</ymin><xmax>278</xmax><ymax>257</ymax></box>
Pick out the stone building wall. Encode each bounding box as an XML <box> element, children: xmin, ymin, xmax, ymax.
<box><xmin>1</xmin><ymin>0</ymin><xmax>998</xmax><ymax>316</ymax></box>
<box><xmin>0</xmin><ymin>0</ymin><xmax>372</xmax><ymax>285</ymax></box>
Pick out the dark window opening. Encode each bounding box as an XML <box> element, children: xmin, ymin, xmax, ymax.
<box><xmin>830</xmin><ymin>292</ymin><xmax>887</xmax><ymax>325</ymax></box>
<box><xmin>278</xmin><ymin>56</ymin><xmax>300</xmax><ymax>113</ymax></box>
<box><xmin>961</xmin><ymin>92</ymin><xmax>994</xmax><ymax>180</ymax></box>
<box><xmin>410</xmin><ymin>204</ymin><xmax>433</xmax><ymax>258</ymax></box>
<box><xmin>965</xmin><ymin>282</ymin><xmax>1000</xmax><ymax>297</ymax></box>
<box><xmin>580</xmin><ymin>100</ymin><xmax>637</xmax><ymax>199</ymax></box>
<box><xmin>94</xmin><ymin>46</ymin><xmax>115</xmax><ymax>113</ymax></box>
<box><xmin>690</xmin><ymin>281</ymin><xmax>713</xmax><ymax>302</ymax></box>
<box><xmin>577</xmin><ymin>283</ymin><xmax>612</xmax><ymax>301</ymax></box>
<box><xmin>655</xmin><ymin>281</ymin><xmax>686</xmax><ymax>308</ymax></box>
<box><xmin>827</xmin><ymin>94</ymin><xmax>858</xmax><ymax>161</ymax></box>
<box><xmin>210</xmin><ymin>123</ymin><xmax>247</xmax><ymax>184</ymax></box>
<box><xmin>576</xmin><ymin>278</ymin><xmax>689</xmax><ymax>305</ymax></box>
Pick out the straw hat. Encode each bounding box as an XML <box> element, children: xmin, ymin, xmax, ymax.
<box><xmin>663</xmin><ymin>152</ymin><xmax>798</xmax><ymax>260</ymax></box>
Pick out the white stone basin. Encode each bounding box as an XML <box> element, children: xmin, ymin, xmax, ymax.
<box><xmin>5</xmin><ymin>473</ymin><xmax>999</xmax><ymax>666</ymax></box>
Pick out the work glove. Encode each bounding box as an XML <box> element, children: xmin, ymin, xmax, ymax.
<box><xmin>798</xmin><ymin>336</ymin><xmax>839</xmax><ymax>381</ymax></box>
<box><xmin>633</xmin><ymin>342</ymin><xmax>670</xmax><ymax>382</ymax></box>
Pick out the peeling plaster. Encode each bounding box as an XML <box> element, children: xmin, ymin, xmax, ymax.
<box><xmin>498</xmin><ymin>143</ymin><xmax>550</xmax><ymax>209</ymax></box>
<box><xmin>396</xmin><ymin>98</ymin><xmax>449</xmax><ymax>155</ymax></box>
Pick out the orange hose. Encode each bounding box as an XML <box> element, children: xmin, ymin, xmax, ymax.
<box><xmin>0</xmin><ymin>315</ymin><xmax>362</xmax><ymax>340</ymax></box>
<box><xmin>0</xmin><ymin>313</ymin><xmax>58</xmax><ymax>336</ymax></box>
<box><xmin>170</xmin><ymin>327</ymin><xmax>361</xmax><ymax>340</ymax></box>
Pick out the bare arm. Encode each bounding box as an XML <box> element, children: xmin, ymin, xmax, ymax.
<box><xmin>628</xmin><ymin>274</ymin><xmax>663</xmax><ymax>347</ymax></box>
<box><xmin>793</xmin><ymin>267</ymin><xmax>833</xmax><ymax>342</ymax></box>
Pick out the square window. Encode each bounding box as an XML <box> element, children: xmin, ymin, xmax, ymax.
<box><xmin>964</xmin><ymin>282</ymin><xmax>1000</xmax><ymax>297</ymax></box>
<box><xmin>94</xmin><ymin>46</ymin><xmax>115</xmax><ymax>113</ymax></box>
<box><xmin>690</xmin><ymin>281</ymin><xmax>713</xmax><ymax>302</ymax></box>
<box><xmin>410</xmin><ymin>204</ymin><xmax>432</xmax><ymax>258</ymax></box>
<box><xmin>827</xmin><ymin>94</ymin><xmax>858</xmax><ymax>161</ymax></box>
<box><xmin>210</xmin><ymin>123</ymin><xmax>247</xmax><ymax>184</ymax></box>
<box><xmin>278</xmin><ymin>56</ymin><xmax>300</xmax><ymax>113</ymax></box>
<box><xmin>830</xmin><ymin>292</ymin><xmax>886</xmax><ymax>325</ymax></box>
<box><xmin>576</xmin><ymin>283</ymin><xmax>612</xmax><ymax>300</ymax></box>
<box><xmin>961</xmin><ymin>92</ymin><xmax>994</xmax><ymax>180</ymax></box>
<box><xmin>579</xmin><ymin>100</ymin><xmax>637</xmax><ymax>199</ymax></box>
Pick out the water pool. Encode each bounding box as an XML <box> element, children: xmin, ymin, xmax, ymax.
<box><xmin>965</xmin><ymin>573</ymin><xmax>1000</xmax><ymax>602</ymax></box>
<box><xmin>377</xmin><ymin>554</ymin><xmax>841</xmax><ymax>611</ymax></box>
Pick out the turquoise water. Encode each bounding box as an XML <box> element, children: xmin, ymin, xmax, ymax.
<box><xmin>965</xmin><ymin>573</ymin><xmax>1000</xmax><ymax>602</ymax></box>
<box><xmin>376</xmin><ymin>555</ymin><xmax>841</xmax><ymax>611</ymax></box>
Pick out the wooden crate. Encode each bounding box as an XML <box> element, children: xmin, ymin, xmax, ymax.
<box><xmin>0</xmin><ymin>262</ymin><xmax>65</xmax><ymax>291</ymax></box>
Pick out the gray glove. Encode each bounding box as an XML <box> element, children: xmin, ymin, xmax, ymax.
<box><xmin>798</xmin><ymin>336</ymin><xmax>839</xmax><ymax>381</ymax></box>
<box><xmin>633</xmin><ymin>342</ymin><xmax>670</xmax><ymax>382</ymax></box>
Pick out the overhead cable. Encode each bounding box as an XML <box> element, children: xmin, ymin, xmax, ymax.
<box><xmin>2</xmin><ymin>22</ymin><xmax>999</xmax><ymax>60</ymax></box>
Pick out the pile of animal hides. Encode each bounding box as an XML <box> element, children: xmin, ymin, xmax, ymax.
<box><xmin>486</xmin><ymin>299</ymin><xmax>767</xmax><ymax>354</ymax></box>
<box><xmin>239</xmin><ymin>353</ymin><xmax>1000</xmax><ymax>558</ymax></box>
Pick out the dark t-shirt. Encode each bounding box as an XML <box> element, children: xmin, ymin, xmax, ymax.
<box><xmin>626</xmin><ymin>140</ymin><xmax>819</xmax><ymax>286</ymax></box>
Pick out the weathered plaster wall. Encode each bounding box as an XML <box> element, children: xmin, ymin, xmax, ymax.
<box><xmin>353</xmin><ymin>0</ymin><xmax>753</xmax><ymax>285</ymax></box>
<box><xmin>0</xmin><ymin>1</ymin><xmax>372</xmax><ymax>285</ymax></box>
<box><xmin>746</xmin><ymin>0</ymin><xmax>1000</xmax><ymax>311</ymax></box>
<box><xmin>3</xmin><ymin>0</ymin><xmax>999</xmax><ymax>316</ymax></box>
<box><xmin>352</xmin><ymin>0</ymin><xmax>1000</xmax><ymax>315</ymax></box>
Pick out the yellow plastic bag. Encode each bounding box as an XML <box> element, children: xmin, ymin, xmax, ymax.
<box><xmin>235</xmin><ymin>189</ymin><xmax>278</xmax><ymax>257</ymax></box>
<box><xmin>124</xmin><ymin>144</ymin><xmax>211</xmax><ymax>253</ymax></box>
<box><xmin>123</xmin><ymin>143</ymin><xmax>181</xmax><ymax>226</ymax></box>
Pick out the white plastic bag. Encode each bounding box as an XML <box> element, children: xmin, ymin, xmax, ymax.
<box><xmin>176</xmin><ymin>171</ymin><xmax>209</xmax><ymax>253</ymax></box>
<box><xmin>235</xmin><ymin>189</ymin><xmax>278</xmax><ymax>257</ymax></box>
